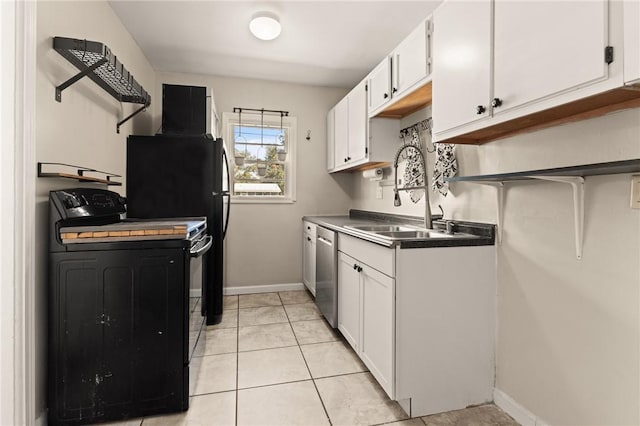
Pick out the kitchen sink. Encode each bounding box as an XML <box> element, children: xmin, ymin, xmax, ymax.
<box><xmin>345</xmin><ymin>224</ymin><xmax>420</xmax><ymax>233</ymax></box>
<box><xmin>374</xmin><ymin>230</ymin><xmax>457</xmax><ymax>239</ymax></box>
<box><xmin>345</xmin><ymin>224</ymin><xmax>473</xmax><ymax>241</ymax></box>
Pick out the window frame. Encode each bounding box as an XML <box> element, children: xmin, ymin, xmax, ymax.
<box><xmin>222</xmin><ymin>112</ymin><xmax>297</xmax><ymax>204</ymax></box>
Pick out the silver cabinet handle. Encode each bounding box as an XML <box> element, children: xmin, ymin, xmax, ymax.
<box><xmin>317</xmin><ymin>236</ymin><xmax>332</xmax><ymax>246</ymax></box>
<box><xmin>190</xmin><ymin>235</ymin><xmax>212</xmax><ymax>257</ymax></box>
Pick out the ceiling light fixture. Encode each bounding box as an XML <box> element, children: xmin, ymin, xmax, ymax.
<box><xmin>249</xmin><ymin>12</ymin><xmax>281</xmax><ymax>41</ymax></box>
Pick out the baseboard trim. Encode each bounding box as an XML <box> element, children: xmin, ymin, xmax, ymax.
<box><xmin>224</xmin><ymin>282</ymin><xmax>305</xmax><ymax>295</ymax></box>
<box><xmin>190</xmin><ymin>283</ymin><xmax>306</xmax><ymax>298</ymax></box>
<box><xmin>494</xmin><ymin>388</ymin><xmax>549</xmax><ymax>426</ymax></box>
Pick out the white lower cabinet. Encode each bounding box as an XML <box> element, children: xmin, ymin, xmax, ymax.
<box><xmin>337</xmin><ymin>252</ymin><xmax>360</xmax><ymax>351</ymax></box>
<box><xmin>337</xmin><ymin>233</ymin><xmax>496</xmax><ymax>417</ymax></box>
<box><xmin>360</xmin><ymin>264</ymin><xmax>395</xmax><ymax>397</ymax></box>
<box><xmin>338</xmin><ymin>249</ymin><xmax>395</xmax><ymax>397</ymax></box>
<box><xmin>302</xmin><ymin>221</ymin><xmax>317</xmax><ymax>296</ymax></box>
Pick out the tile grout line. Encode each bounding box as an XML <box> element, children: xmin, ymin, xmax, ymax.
<box><xmin>234</xmin><ymin>297</ymin><xmax>240</xmax><ymax>426</ymax></box>
<box><xmin>279</xmin><ymin>291</ymin><xmax>334</xmax><ymax>426</ymax></box>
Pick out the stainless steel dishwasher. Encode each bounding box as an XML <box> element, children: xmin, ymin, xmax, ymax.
<box><xmin>315</xmin><ymin>226</ymin><xmax>337</xmax><ymax>328</ymax></box>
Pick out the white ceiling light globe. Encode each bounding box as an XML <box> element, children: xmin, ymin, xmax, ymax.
<box><xmin>249</xmin><ymin>12</ymin><xmax>281</xmax><ymax>41</ymax></box>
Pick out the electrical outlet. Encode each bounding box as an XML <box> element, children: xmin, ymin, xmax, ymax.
<box><xmin>631</xmin><ymin>175</ymin><xmax>640</xmax><ymax>209</ymax></box>
<box><xmin>376</xmin><ymin>186</ymin><xmax>383</xmax><ymax>200</ymax></box>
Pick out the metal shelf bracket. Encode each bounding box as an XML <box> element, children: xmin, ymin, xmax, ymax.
<box><xmin>55</xmin><ymin>57</ymin><xmax>108</xmax><ymax>102</ymax></box>
<box><xmin>453</xmin><ymin>176</ymin><xmax>585</xmax><ymax>257</ymax></box>
<box><xmin>117</xmin><ymin>105</ymin><xmax>147</xmax><ymax>134</ymax></box>
<box><xmin>531</xmin><ymin>176</ymin><xmax>585</xmax><ymax>260</ymax></box>
<box><xmin>446</xmin><ymin>160</ymin><xmax>640</xmax><ymax>260</ymax></box>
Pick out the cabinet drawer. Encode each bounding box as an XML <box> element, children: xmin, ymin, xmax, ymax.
<box><xmin>303</xmin><ymin>221</ymin><xmax>317</xmax><ymax>239</ymax></box>
<box><xmin>338</xmin><ymin>233</ymin><xmax>394</xmax><ymax>277</ymax></box>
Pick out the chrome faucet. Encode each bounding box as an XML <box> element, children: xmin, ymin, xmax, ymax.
<box><xmin>393</xmin><ymin>144</ymin><xmax>432</xmax><ymax>229</ymax></box>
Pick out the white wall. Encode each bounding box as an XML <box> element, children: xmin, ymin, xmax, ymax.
<box><xmin>485</xmin><ymin>110</ymin><xmax>640</xmax><ymax>426</ymax></box>
<box><xmin>355</xmin><ymin>106</ymin><xmax>640</xmax><ymax>425</ymax></box>
<box><xmin>35</xmin><ymin>1</ymin><xmax>156</xmax><ymax>418</ymax></box>
<box><xmin>155</xmin><ymin>72</ymin><xmax>352</xmax><ymax>288</ymax></box>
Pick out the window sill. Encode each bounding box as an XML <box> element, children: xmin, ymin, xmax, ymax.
<box><xmin>231</xmin><ymin>196</ymin><xmax>295</xmax><ymax>204</ymax></box>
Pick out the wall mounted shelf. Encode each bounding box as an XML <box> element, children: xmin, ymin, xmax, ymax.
<box><xmin>38</xmin><ymin>162</ymin><xmax>122</xmax><ymax>186</ymax></box>
<box><xmin>53</xmin><ymin>37</ymin><xmax>151</xmax><ymax>133</ymax></box>
<box><xmin>446</xmin><ymin>159</ymin><xmax>640</xmax><ymax>259</ymax></box>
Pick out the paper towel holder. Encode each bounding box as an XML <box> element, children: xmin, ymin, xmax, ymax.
<box><xmin>363</xmin><ymin>168</ymin><xmax>383</xmax><ymax>181</ymax></box>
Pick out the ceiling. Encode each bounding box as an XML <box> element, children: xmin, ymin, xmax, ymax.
<box><xmin>109</xmin><ymin>1</ymin><xmax>442</xmax><ymax>88</ymax></box>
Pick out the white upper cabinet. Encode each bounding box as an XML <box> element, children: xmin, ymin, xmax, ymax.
<box><xmin>624</xmin><ymin>0</ymin><xmax>640</xmax><ymax>85</ymax></box>
<box><xmin>347</xmin><ymin>79</ymin><xmax>368</xmax><ymax>165</ymax></box>
<box><xmin>368</xmin><ymin>58</ymin><xmax>392</xmax><ymax>114</ymax></box>
<box><xmin>329</xmin><ymin>79</ymin><xmax>398</xmax><ymax>173</ymax></box>
<box><xmin>326</xmin><ymin>15</ymin><xmax>432</xmax><ymax>173</ymax></box>
<box><xmin>333</xmin><ymin>80</ymin><xmax>367</xmax><ymax>170</ymax></box>
<box><xmin>492</xmin><ymin>0</ymin><xmax>608</xmax><ymax>116</ymax></box>
<box><xmin>393</xmin><ymin>18</ymin><xmax>431</xmax><ymax>98</ymax></box>
<box><xmin>369</xmin><ymin>17</ymin><xmax>432</xmax><ymax>118</ymax></box>
<box><xmin>333</xmin><ymin>96</ymin><xmax>349</xmax><ymax>169</ymax></box>
<box><xmin>326</xmin><ymin>108</ymin><xmax>335</xmax><ymax>172</ymax></box>
<box><xmin>433</xmin><ymin>0</ymin><xmax>640</xmax><ymax>144</ymax></box>
<box><xmin>432</xmin><ymin>0</ymin><xmax>492</xmax><ymax>133</ymax></box>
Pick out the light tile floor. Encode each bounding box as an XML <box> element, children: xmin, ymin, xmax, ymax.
<box><xmin>107</xmin><ymin>290</ymin><xmax>520</xmax><ymax>426</ymax></box>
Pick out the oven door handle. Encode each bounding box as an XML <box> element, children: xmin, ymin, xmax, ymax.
<box><xmin>190</xmin><ymin>235</ymin><xmax>213</xmax><ymax>258</ymax></box>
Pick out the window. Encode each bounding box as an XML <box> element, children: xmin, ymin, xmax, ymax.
<box><xmin>223</xmin><ymin>112</ymin><xmax>296</xmax><ymax>203</ymax></box>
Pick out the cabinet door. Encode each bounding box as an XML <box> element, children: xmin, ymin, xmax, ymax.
<box><xmin>493</xmin><ymin>0</ymin><xmax>608</xmax><ymax>114</ymax></box>
<box><xmin>49</xmin><ymin>249</ymin><xmax>185</xmax><ymax>422</ymax></box>
<box><xmin>333</xmin><ymin>97</ymin><xmax>349</xmax><ymax>167</ymax></box>
<box><xmin>130</xmin><ymin>251</ymin><xmax>184</xmax><ymax>411</ymax></box>
<box><xmin>337</xmin><ymin>252</ymin><xmax>361</xmax><ymax>351</ymax></box>
<box><xmin>624</xmin><ymin>0</ymin><xmax>640</xmax><ymax>85</ymax></box>
<box><xmin>360</xmin><ymin>265</ymin><xmax>395</xmax><ymax>399</ymax></box>
<box><xmin>393</xmin><ymin>19</ymin><xmax>428</xmax><ymax>97</ymax></box>
<box><xmin>51</xmin><ymin>257</ymin><xmax>103</xmax><ymax>421</ymax></box>
<box><xmin>326</xmin><ymin>108</ymin><xmax>335</xmax><ymax>171</ymax></box>
<box><xmin>432</xmin><ymin>0</ymin><xmax>492</xmax><ymax>134</ymax></box>
<box><xmin>347</xmin><ymin>79</ymin><xmax>368</xmax><ymax>164</ymax></box>
<box><xmin>368</xmin><ymin>57</ymin><xmax>391</xmax><ymax>114</ymax></box>
<box><xmin>302</xmin><ymin>234</ymin><xmax>316</xmax><ymax>295</ymax></box>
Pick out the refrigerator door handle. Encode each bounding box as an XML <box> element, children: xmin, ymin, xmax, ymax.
<box><xmin>222</xmin><ymin>147</ymin><xmax>231</xmax><ymax>240</ymax></box>
<box><xmin>223</xmin><ymin>192</ymin><xmax>231</xmax><ymax>239</ymax></box>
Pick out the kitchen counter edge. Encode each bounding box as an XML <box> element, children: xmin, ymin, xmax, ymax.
<box><xmin>302</xmin><ymin>214</ymin><xmax>495</xmax><ymax>249</ymax></box>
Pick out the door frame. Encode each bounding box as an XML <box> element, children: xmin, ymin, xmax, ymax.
<box><xmin>0</xmin><ymin>0</ymin><xmax>37</xmax><ymax>424</ymax></box>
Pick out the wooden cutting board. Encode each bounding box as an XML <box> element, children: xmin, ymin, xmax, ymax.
<box><xmin>60</xmin><ymin>218</ymin><xmax>205</xmax><ymax>243</ymax></box>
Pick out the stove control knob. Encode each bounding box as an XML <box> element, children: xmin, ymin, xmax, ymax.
<box><xmin>63</xmin><ymin>196</ymin><xmax>82</xmax><ymax>209</ymax></box>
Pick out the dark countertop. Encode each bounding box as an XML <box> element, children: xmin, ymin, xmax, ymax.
<box><xmin>303</xmin><ymin>210</ymin><xmax>495</xmax><ymax>249</ymax></box>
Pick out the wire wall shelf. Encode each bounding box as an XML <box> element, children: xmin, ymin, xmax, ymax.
<box><xmin>53</xmin><ymin>37</ymin><xmax>151</xmax><ymax>133</ymax></box>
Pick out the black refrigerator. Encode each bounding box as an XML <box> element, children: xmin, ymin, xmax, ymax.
<box><xmin>126</xmin><ymin>134</ymin><xmax>230</xmax><ymax>325</ymax></box>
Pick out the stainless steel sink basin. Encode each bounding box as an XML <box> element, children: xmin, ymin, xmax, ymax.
<box><xmin>346</xmin><ymin>224</ymin><xmax>419</xmax><ymax>233</ymax></box>
<box><xmin>345</xmin><ymin>223</ymin><xmax>472</xmax><ymax>241</ymax></box>
<box><xmin>374</xmin><ymin>230</ymin><xmax>456</xmax><ymax>239</ymax></box>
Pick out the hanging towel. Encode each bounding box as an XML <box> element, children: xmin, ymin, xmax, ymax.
<box><xmin>403</xmin><ymin>130</ymin><xmax>425</xmax><ymax>203</ymax></box>
<box><xmin>432</xmin><ymin>143</ymin><xmax>458</xmax><ymax>196</ymax></box>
